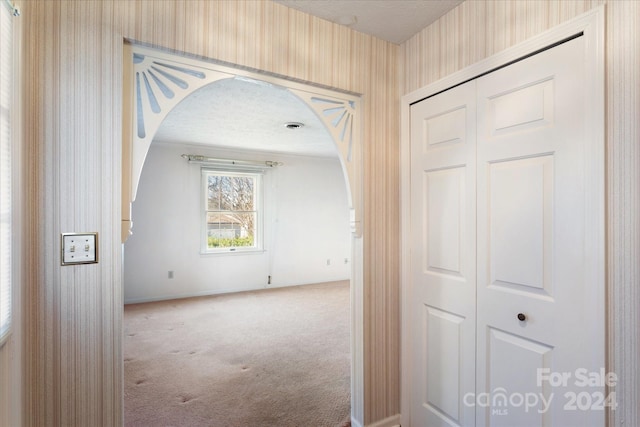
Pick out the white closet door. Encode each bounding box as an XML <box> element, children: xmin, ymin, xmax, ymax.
<box><xmin>476</xmin><ymin>35</ymin><xmax>604</xmax><ymax>427</ymax></box>
<box><xmin>410</xmin><ymin>81</ymin><xmax>477</xmax><ymax>427</ymax></box>
<box><xmin>409</xmin><ymin>34</ymin><xmax>604</xmax><ymax>427</ymax></box>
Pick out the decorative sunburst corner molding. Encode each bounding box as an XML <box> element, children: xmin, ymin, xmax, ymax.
<box><xmin>291</xmin><ymin>91</ymin><xmax>358</xmax><ymax>163</ymax></box>
<box><xmin>128</xmin><ymin>49</ymin><xmax>232</xmax><ymax>206</ymax></box>
<box><xmin>133</xmin><ymin>53</ymin><xmax>207</xmax><ymax>139</ymax></box>
<box><xmin>289</xmin><ymin>90</ymin><xmax>361</xmax><ymax>236</ymax></box>
<box><xmin>311</xmin><ymin>96</ymin><xmax>356</xmax><ymax>162</ymax></box>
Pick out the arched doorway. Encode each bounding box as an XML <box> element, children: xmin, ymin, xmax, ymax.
<box><xmin>122</xmin><ymin>43</ymin><xmax>364</xmax><ymax>425</ymax></box>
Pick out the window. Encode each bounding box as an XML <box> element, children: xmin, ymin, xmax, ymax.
<box><xmin>203</xmin><ymin>170</ymin><xmax>262</xmax><ymax>253</ymax></box>
<box><xmin>0</xmin><ymin>0</ymin><xmax>16</xmax><ymax>344</ymax></box>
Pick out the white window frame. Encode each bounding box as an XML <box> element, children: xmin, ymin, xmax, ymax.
<box><xmin>201</xmin><ymin>169</ymin><xmax>263</xmax><ymax>254</ymax></box>
<box><xmin>0</xmin><ymin>0</ymin><xmax>17</xmax><ymax>346</ymax></box>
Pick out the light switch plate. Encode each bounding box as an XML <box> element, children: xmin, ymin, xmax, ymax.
<box><xmin>61</xmin><ymin>232</ymin><xmax>98</xmax><ymax>265</ymax></box>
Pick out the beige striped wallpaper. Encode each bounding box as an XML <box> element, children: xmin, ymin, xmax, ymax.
<box><xmin>13</xmin><ymin>0</ymin><xmax>639</xmax><ymax>426</ymax></box>
<box><xmin>401</xmin><ymin>1</ymin><xmax>640</xmax><ymax>425</ymax></box>
<box><xmin>0</xmin><ymin>336</ymin><xmax>19</xmax><ymax>427</ymax></box>
<box><xmin>19</xmin><ymin>1</ymin><xmax>399</xmax><ymax>426</ymax></box>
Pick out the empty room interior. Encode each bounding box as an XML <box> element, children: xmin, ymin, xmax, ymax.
<box><xmin>0</xmin><ymin>1</ymin><xmax>638</xmax><ymax>427</ymax></box>
<box><xmin>122</xmin><ymin>77</ymin><xmax>353</xmax><ymax>426</ymax></box>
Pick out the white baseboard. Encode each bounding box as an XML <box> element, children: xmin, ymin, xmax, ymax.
<box><xmin>353</xmin><ymin>414</ymin><xmax>400</xmax><ymax>427</ymax></box>
<box><xmin>123</xmin><ymin>280</ymin><xmax>349</xmax><ymax>304</ymax></box>
<box><xmin>123</xmin><ymin>285</ymin><xmax>261</xmax><ymax>304</ymax></box>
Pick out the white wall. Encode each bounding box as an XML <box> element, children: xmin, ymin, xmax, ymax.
<box><xmin>123</xmin><ymin>142</ymin><xmax>351</xmax><ymax>303</ymax></box>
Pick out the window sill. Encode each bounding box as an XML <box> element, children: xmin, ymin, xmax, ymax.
<box><xmin>200</xmin><ymin>248</ymin><xmax>265</xmax><ymax>257</ymax></box>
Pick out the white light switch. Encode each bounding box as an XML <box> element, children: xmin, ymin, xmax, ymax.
<box><xmin>62</xmin><ymin>233</ymin><xmax>98</xmax><ymax>265</ymax></box>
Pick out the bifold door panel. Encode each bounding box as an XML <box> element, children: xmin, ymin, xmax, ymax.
<box><xmin>409</xmin><ymin>35</ymin><xmax>603</xmax><ymax>427</ymax></box>
<box><xmin>411</xmin><ymin>81</ymin><xmax>477</xmax><ymax>427</ymax></box>
<box><xmin>476</xmin><ymin>36</ymin><xmax>601</xmax><ymax>427</ymax></box>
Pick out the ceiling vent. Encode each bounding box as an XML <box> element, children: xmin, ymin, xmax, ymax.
<box><xmin>284</xmin><ymin>122</ymin><xmax>304</xmax><ymax>130</ymax></box>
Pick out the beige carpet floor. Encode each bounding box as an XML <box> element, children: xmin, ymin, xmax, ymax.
<box><xmin>124</xmin><ymin>281</ymin><xmax>351</xmax><ymax>427</ymax></box>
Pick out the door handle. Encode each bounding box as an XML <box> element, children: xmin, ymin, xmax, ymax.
<box><xmin>517</xmin><ymin>313</ymin><xmax>527</xmax><ymax>322</ymax></box>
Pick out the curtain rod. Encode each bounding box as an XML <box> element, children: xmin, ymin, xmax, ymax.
<box><xmin>2</xmin><ymin>0</ymin><xmax>20</xmax><ymax>16</ymax></box>
<box><xmin>181</xmin><ymin>154</ymin><xmax>283</xmax><ymax>168</ymax></box>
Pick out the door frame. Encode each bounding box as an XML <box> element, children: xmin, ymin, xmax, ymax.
<box><xmin>121</xmin><ymin>44</ymin><xmax>366</xmax><ymax>425</ymax></box>
<box><xmin>400</xmin><ymin>6</ymin><xmax>605</xmax><ymax>426</ymax></box>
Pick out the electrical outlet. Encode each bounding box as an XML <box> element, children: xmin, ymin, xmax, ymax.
<box><xmin>61</xmin><ymin>233</ymin><xmax>98</xmax><ymax>265</ymax></box>
<box><xmin>168</xmin><ymin>271</ymin><xmax>174</xmax><ymax>279</ymax></box>
<box><xmin>326</xmin><ymin>259</ymin><xmax>331</xmax><ymax>266</ymax></box>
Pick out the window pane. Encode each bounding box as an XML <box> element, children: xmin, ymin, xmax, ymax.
<box><xmin>206</xmin><ymin>211</ymin><xmax>256</xmax><ymax>248</ymax></box>
<box><xmin>207</xmin><ymin>175</ymin><xmax>256</xmax><ymax>212</ymax></box>
<box><xmin>219</xmin><ymin>176</ymin><xmax>234</xmax><ymax>211</ymax></box>
<box><xmin>206</xmin><ymin>212</ymin><xmax>222</xmax><ymax>230</ymax></box>
<box><xmin>233</xmin><ymin>212</ymin><xmax>255</xmax><ymax>238</ymax></box>
<box><xmin>207</xmin><ymin>212</ymin><xmax>235</xmax><ymax>248</ymax></box>
<box><xmin>207</xmin><ymin>175</ymin><xmax>221</xmax><ymax>210</ymax></box>
<box><xmin>232</xmin><ymin>176</ymin><xmax>254</xmax><ymax>211</ymax></box>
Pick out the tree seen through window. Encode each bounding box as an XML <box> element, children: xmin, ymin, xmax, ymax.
<box><xmin>205</xmin><ymin>172</ymin><xmax>258</xmax><ymax>250</ymax></box>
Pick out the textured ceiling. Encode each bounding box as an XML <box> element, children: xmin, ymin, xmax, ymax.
<box><xmin>154</xmin><ymin>77</ymin><xmax>339</xmax><ymax>158</ymax></box>
<box><xmin>273</xmin><ymin>0</ymin><xmax>463</xmax><ymax>44</ymax></box>
<box><xmin>155</xmin><ymin>1</ymin><xmax>464</xmax><ymax>157</ymax></box>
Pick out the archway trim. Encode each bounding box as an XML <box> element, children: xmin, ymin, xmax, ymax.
<box><xmin>122</xmin><ymin>44</ymin><xmax>362</xmax><ymax>241</ymax></box>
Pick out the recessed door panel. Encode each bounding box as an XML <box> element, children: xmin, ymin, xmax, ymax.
<box><xmin>425</xmin><ymin>167</ymin><xmax>465</xmax><ymax>277</ymax></box>
<box><xmin>488</xmin><ymin>79</ymin><xmax>554</xmax><ymax>137</ymax></box>
<box><xmin>489</xmin><ymin>155</ymin><xmax>553</xmax><ymax>295</ymax></box>
<box><xmin>485</xmin><ymin>328</ymin><xmax>553</xmax><ymax>427</ymax></box>
<box><xmin>424</xmin><ymin>107</ymin><xmax>467</xmax><ymax>150</ymax></box>
<box><xmin>423</xmin><ymin>306</ymin><xmax>465</xmax><ymax>426</ymax></box>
